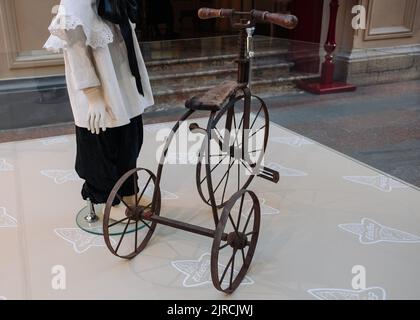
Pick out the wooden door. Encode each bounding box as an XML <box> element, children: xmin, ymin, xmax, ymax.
<box><xmin>289</xmin><ymin>0</ymin><xmax>324</xmax><ymax>43</ymax></box>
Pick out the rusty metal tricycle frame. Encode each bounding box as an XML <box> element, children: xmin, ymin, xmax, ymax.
<box><xmin>102</xmin><ymin>8</ymin><xmax>298</xmax><ymax>294</ymax></box>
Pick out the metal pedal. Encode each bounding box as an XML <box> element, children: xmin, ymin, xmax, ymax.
<box><xmin>189</xmin><ymin>123</ymin><xmax>207</xmax><ymax>135</ymax></box>
<box><xmin>258</xmin><ymin>166</ymin><xmax>280</xmax><ymax>183</ymax></box>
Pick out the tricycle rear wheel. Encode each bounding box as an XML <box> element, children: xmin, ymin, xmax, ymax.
<box><xmin>103</xmin><ymin>168</ymin><xmax>161</xmax><ymax>259</ymax></box>
<box><xmin>211</xmin><ymin>189</ymin><xmax>261</xmax><ymax>293</ymax></box>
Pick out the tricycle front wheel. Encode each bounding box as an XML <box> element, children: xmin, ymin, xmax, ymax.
<box><xmin>196</xmin><ymin>94</ymin><xmax>269</xmax><ymax>209</ymax></box>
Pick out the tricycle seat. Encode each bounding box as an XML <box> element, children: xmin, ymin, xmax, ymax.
<box><xmin>185</xmin><ymin>81</ymin><xmax>240</xmax><ymax>111</ymax></box>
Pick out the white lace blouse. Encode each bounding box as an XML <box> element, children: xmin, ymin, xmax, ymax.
<box><xmin>44</xmin><ymin>0</ymin><xmax>154</xmax><ymax>129</ymax></box>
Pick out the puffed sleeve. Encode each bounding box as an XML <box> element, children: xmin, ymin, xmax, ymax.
<box><xmin>61</xmin><ymin>26</ymin><xmax>101</xmax><ymax>90</ymax></box>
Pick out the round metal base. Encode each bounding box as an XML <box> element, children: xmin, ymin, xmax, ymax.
<box><xmin>76</xmin><ymin>205</ymin><xmax>146</xmax><ymax>236</ymax></box>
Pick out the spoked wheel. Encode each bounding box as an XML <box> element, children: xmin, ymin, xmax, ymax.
<box><xmin>103</xmin><ymin>168</ymin><xmax>161</xmax><ymax>259</ymax></box>
<box><xmin>211</xmin><ymin>189</ymin><xmax>260</xmax><ymax>294</ymax></box>
<box><xmin>197</xmin><ymin>94</ymin><xmax>269</xmax><ymax>209</ymax></box>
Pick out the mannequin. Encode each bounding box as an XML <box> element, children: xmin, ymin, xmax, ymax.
<box><xmin>44</xmin><ymin>0</ymin><xmax>154</xmax><ymax>221</ymax></box>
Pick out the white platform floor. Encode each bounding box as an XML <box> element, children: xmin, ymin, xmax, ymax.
<box><xmin>1</xmin><ymin>117</ymin><xmax>420</xmax><ymax>300</ymax></box>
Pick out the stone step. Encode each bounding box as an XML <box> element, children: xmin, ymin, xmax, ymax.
<box><xmin>147</xmin><ymin>72</ymin><xmax>319</xmax><ymax>113</ymax></box>
<box><xmin>149</xmin><ymin>62</ymin><xmax>294</xmax><ymax>88</ymax></box>
<box><xmin>145</xmin><ymin>49</ymin><xmax>292</xmax><ymax>74</ymax></box>
<box><xmin>141</xmin><ymin>37</ymin><xmax>322</xmax><ymax>112</ymax></box>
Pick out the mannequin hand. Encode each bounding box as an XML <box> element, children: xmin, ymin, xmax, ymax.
<box><xmin>83</xmin><ymin>87</ymin><xmax>116</xmax><ymax>134</ymax></box>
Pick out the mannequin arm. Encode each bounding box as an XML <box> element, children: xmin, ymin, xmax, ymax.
<box><xmin>62</xmin><ymin>26</ymin><xmax>115</xmax><ymax>133</ymax></box>
<box><xmin>62</xmin><ymin>26</ymin><xmax>101</xmax><ymax>90</ymax></box>
<box><xmin>83</xmin><ymin>87</ymin><xmax>116</xmax><ymax>134</ymax></box>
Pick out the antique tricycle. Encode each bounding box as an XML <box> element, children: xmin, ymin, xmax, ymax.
<box><xmin>94</xmin><ymin>8</ymin><xmax>297</xmax><ymax>294</ymax></box>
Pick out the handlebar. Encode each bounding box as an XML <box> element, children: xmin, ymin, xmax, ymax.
<box><xmin>197</xmin><ymin>8</ymin><xmax>298</xmax><ymax>30</ymax></box>
<box><xmin>252</xmin><ymin>10</ymin><xmax>298</xmax><ymax>30</ymax></box>
<box><xmin>198</xmin><ymin>8</ymin><xmax>234</xmax><ymax>19</ymax></box>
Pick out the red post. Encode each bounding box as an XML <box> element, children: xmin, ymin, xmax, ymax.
<box><xmin>297</xmin><ymin>0</ymin><xmax>356</xmax><ymax>94</ymax></box>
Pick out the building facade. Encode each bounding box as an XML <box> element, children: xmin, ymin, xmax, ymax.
<box><xmin>0</xmin><ymin>0</ymin><xmax>419</xmax><ymax>85</ymax></box>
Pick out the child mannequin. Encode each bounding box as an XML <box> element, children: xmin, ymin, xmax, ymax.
<box><xmin>44</xmin><ymin>0</ymin><xmax>154</xmax><ymax>221</ymax></box>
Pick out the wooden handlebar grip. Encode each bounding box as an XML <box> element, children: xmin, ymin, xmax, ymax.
<box><xmin>252</xmin><ymin>10</ymin><xmax>298</xmax><ymax>29</ymax></box>
<box><xmin>198</xmin><ymin>8</ymin><xmax>233</xmax><ymax>19</ymax></box>
<box><xmin>265</xmin><ymin>13</ymin><xmax>298</xmax><ymax>29</ymax></box>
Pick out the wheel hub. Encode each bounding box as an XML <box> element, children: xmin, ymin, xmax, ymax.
<box><xmin>227</xmin><ymin>231</ymin><xmax>248</xmax><ymax>250</ymax></box>
<box><xmin>229</xmin><ymin>145</ymin><xmax>246</xmax><ymax>160</ymax></box>
<box><xmin>126</xmin><ymin>205</ymin><xmax>149</xmax><ymax>221</ymax></box>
